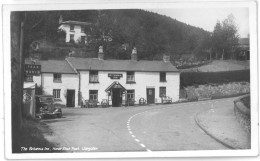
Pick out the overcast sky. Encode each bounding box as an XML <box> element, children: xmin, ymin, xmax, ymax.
<box><xmin>149</xmin><ymin>8</ymin><xmax>249</xmax><ymax>38</ymax></box>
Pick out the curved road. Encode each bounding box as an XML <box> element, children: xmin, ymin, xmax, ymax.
<box><xmin>42</xmin><ymin>98</ymin><xmax>235</xmax><ymax>152</ymax></box>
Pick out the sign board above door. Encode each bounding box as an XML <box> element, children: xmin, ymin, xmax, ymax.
<box><xmin>108</xmin><ymin>73</ymin><xmax>123</xmax><ymax>79</ymax></box>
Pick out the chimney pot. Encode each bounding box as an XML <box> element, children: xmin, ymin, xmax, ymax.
<box><xmin>131</xmin><ymin>47</ymin><xmax>137</xmax><ymax>61</ymax></box>
<box><xmin>98</xmin><ymin>46</ymin><xmax>104</xmax><ymax>60</ymax></box>
<box><xmin>163</xmin><ymin>55</ymin><xmax>170</xmax><ymax>63</ymax></box>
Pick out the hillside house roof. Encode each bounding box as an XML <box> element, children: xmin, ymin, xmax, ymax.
<box><xmin>25</xmin><ymin>59</ymin><xmax>77</xmax><ymax>74</ymax></box>
<box><xmin>238</xmin><ymin>38</ymin><xmax>249</xmax><ymax>51</ymax></box>
<box><xmin>238</xmin><ymin>38</ymin><xmax>249</xmax><ymax>45</ymax></box>
<box><xmin>60</xmin><ymin>21</ymin><xmax>91</xmax><ymax>26</ymax></box>
<box><xmin>66</xmin><ymin>57</ymin><xmax>179</xmax><ymax>72</ymax></box>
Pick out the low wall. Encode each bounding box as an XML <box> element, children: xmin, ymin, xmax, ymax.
<box><xmin>234</xmin><ymin>94</ymin><xmax>251</xmax><ymax>134</ymax></box>
<box><xmin>184</xmin><ymin>82</ymin><xmax>250</xmax><ymax>101</ymax></box>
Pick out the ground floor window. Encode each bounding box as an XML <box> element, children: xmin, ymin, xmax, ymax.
<box><xmin>159</xmin><ymin>87</ymin><xmax>166</xmax><ymax>97</ymax></box>
<box><xmin>53</xmin><ymin>89</ymin><xmax>61</xmax><ymax>98</ymax></box>
<box><xmin>89</xmin><ymin>90</ymin><xmax>98</xmax><ymax>101</ymax></box>
<box><xmin>127</xmin><ymin>90</ymin><xmax>135</xmax><ymax>100</ymax></box>
<box><xmin>24</xmin><ymin>75</ymin><xmax>33</xmax><ymax>82</ymax></box>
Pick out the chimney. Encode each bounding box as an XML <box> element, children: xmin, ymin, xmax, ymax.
<box><xmin>59</xmin><ymin>15</ymin><xmax>63</xmax><ymax>24</ymax></box>
<box><xmin>163</xmin><ymin>55</ymin><xmax>170</xmax><ymax>63</ymax></box>
<box><xmin>98</xmin><ymin>46</ymin><xmax>104</xmax><ymax>60</ymax></box>
<box><xmin>131</xmin><ymin>47</ymin><xmax>137</xmax><ymax>61</ymax></box>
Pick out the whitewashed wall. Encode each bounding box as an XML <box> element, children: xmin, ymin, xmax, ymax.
<box><xmin>59</xmin><ymin>24</ymin><xmax>86</xmax><ymax>43</ymax></box>
<box><xmin>80</xmin><ymin>71</ymin><xmax>180</xmax><ymax>105</ymax></box>
<box><xmin>41</xmin><ymin>73</ymin><xmax>79</xmax><ymax>106</ymax></box>
<box><xmin>33</xmin><ymin>75</ymin><xmax>41</xmax><ymax>86</ymax></box>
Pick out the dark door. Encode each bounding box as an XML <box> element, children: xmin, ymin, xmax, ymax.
<box><xmin>112</xmin><ymin>89</ymin><xmax>122</xmax><ymax>107</ymax></box>
<box><xmin>146</xmin><ymin>88</ymin><xmax>155</xmax><ymax>104</ymax></box>
<box><xmin>66</xmin><ymin>90</ymin><xmax>75</xmax><ymax>107</ymax></box>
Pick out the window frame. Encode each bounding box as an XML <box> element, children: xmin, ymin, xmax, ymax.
<box><xmin>53</xmin><ymin>89</ymin><xmax>61</xmax><ymax>99</ymax></box>
<box><xmin>89</xmin><ymin>90</ymin><xmax>98</xmax><ymax>101</ymax></box>
<box><xmin>81</xmin><ymin>36</ymin><xmax>86</xmax><ymax>44</ymax></box>
<box><xmin>126</xmin><ymin>90</ymin><xmax>135</xmax><ymax>101</ymax></box>
<box><xmin>126</xmin><ymin>71</ymin><xmax>135</xmax><ymax>83</ymax></box>
<box><xmin>24</xmin><ymin>75</ymin><xmax>33</xmax><ymax>82</ymax></box>
<box><xmin>70</xmin><ymin>25</ymin><xmax>74</xmax><ymax>31</ymax></box>
<box><xmin>81</xmin><ymin>26</ymin><xmax>85</xmax><ymax>33</ymax></box>
<box><xmin>159</xmin><ymin>87</ymin><xmax>166</xmax><ymax>97</ymax></box>
<box><xmin>53</xmin><ymin>73</ymin><xmax>62</xmax><ymax>83</ymax></box>
<box><xmin>160</xmin><ymin>72</ymin><xmax>166</xmax><ymax>82</ymax></box>
<box><xmin>89</xmin><ymin>70</ymin><xmax>99</xmax><ymax>83</ymax></box>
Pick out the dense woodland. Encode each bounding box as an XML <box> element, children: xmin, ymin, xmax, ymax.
<box><xmin>23</xmin><ymin>9</ymin><xmax>239</xmax><ymax>61</ymax></box>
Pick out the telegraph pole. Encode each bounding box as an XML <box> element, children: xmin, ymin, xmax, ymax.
<box><xmin>11</xmin><ymin>11</ymin><xmax>25</xmax><ymax>152</ymax></box>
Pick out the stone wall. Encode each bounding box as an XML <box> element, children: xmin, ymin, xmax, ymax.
<box><xmin>234</xmin><ymin>94</ymin><xmax>251</xmax><ymax>134</ymax></box>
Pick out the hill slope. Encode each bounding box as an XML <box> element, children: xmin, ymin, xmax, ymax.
<box><xmin>23</xmin><ymin>9</ymin><xmax>210</xmax><ymax>60</ymax></box>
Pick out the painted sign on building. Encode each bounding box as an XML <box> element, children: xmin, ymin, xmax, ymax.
<box><xmin>108</xmin><ymin>73</ymin><xmax>123</xmax><ymax>79</ymax></box>
<box><xmin>24</xmin><ymin>64</ymin><xmax>41</xmax><ymax>76</ymax></box>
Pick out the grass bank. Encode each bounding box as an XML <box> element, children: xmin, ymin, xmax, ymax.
<box><xmin>12</xmin><ymin>118</ymin><xmax>61</xmax><ymax>153</ymax></box>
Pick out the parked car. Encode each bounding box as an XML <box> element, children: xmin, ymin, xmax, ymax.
<box><xmin>35</xmin><ymin>95</ymin><xmax>62</xmax><ymax>119</ymax></box>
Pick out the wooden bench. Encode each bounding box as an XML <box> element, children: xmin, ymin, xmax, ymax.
<box><xmin>126</xmin><ymin>99</ymin><xmax>135</xmax><ymax>106</ymax></box>
<box><xmin>161</xmin><ymin>96</ymin><xmax>172</xmax><ymax>104</ymax></box>
<box><xmin>84</xmin><ymin>100</ymin><xmax>98</xmax><ymax>108</ymax></box>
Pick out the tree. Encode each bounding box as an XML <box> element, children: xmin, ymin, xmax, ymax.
<box><xmin>212</xmin><ymin>14</ymin><xmax>239</xmax><ymax>59</ymax></box>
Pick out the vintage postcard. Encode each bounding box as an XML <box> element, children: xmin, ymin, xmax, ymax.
<box><xmin>2</xmin><ymin>0</ymin><xmax>258</xmax><ymax>160</ymax></box>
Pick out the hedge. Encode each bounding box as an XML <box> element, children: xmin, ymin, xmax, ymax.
<box><xmin>180</xmin><ymin>70</ymin><xmax>250</xmax><ymax>87</ymax></box>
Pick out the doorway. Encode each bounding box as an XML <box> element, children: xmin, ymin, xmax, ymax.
<box><xmin>112</xmin><ymin>88</ymin><xmax>122</xmax><ymax>107</ymax></box>
<box><xmin>66</xmin><ymin>90</ymin><xmax>75</xmax><ymax>107</ymax></box>
<box><xmin>146</xmin><ymin>88</ymin><xmax>155</xmax><ymax>104</ymax></box>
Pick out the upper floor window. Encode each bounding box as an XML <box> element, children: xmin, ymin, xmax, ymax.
<box><xmin>70</xmin><ymin>25</ymin><xmax>74</xmax><ymax>31</ymax></box>
<box><xmin>53</xmin><ymin>73</ymin><xmax>62</xmax><ymax>82</ymax></box>
<box><xmin>89</xmin><ymin>90</ymin><xmax>98</xmax><ymax>101</ymax></box>
<box><xmin>89</xmin><ymin>71</ymin><xmax>99</xmax><ymax>83</ymax></box>
<box><xmin>159</xmin><ymin>87</ymin><xmax>166</xmax><ymax>97</ymax></box>
<box><xmin>81</xmin><ymin>26</ymin><xmax>85</xmax><ymax>33</ymax></box>
<box><xmin>53</xmin><ymin>89</ymin><xmax>61</xmax><ymax>98</ymax></box>
<box><xmin>126</xmin><ymin>71</ymin><xmax>135</xmax><ymax>83</ymax></box>
<box><xmin>160</xmin><ymin>72</ymin><xmax>166</xmax><ymax>82</ymax></box>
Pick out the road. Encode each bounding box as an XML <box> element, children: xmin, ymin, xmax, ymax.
<box><xmin>42</xmin><ymin>98</ymin><xmax>235</xmax><ymax>152</ymax></box>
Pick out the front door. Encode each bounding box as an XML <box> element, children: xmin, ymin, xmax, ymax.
<box><xmin>66</xmin><ymin>90</ymin><xmax>75</xmax><ymax>107</ymax></box>
<box><xmin>112</xmin><ymin>89</ymin><xmax>122</xmax><ymax>107</ymax></box>
<box><xmin>146</xmin><ymin>88</ymin><xmax>155</xmax><ymax>104</ymax></box>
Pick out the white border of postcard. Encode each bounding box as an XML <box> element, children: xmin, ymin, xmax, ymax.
<box><xmin>2</xmin><ymin>0</ymin><xmax>259</xmax><ymax>159</ymax></box>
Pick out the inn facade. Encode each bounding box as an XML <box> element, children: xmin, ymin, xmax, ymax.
<box><xmin>25</xmin><ymin>47</ymin><xmax>180</xmax><ymax>107</ymax></box>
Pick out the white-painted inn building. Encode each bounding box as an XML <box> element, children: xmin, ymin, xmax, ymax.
<box><xmin>25</xmin><ymin>47</ymin><xmax>180</xmax><ymax>107</ymax></box>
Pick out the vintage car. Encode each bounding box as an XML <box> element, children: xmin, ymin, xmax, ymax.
<box><xmin>35</xmin><ymin>95</ymin><xmax>62</xmax><ymax>119</ymax></box>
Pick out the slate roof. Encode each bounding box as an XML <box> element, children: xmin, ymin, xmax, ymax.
<box><xmin>61</xmin><ymin>21</ymin><xmax>91</xmax><ymax>26</ymax></box>
<box><xmin>66</xmin><ymin>57</ymin><xmax>179</xmax><ymax>72</ymax></box>
<box><xmin>25</xmin><ymin>59</ymin><xmax>77</xmax><ymax>74</ymax></box>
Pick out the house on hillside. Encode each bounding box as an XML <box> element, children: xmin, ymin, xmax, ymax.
<box><xmin>58</xmin><ymin>16</ymin><xmax>91</xmax><ymax>44</ymax></box>
<box><xmin>238</xmin><ymin>38</ymin><xmax>250</xmax><ymax>60</ymax></box>
<box><xmin>25</xmin><ymin>47</ymin><xmax>180</xmax><ymax>107</ymax></box>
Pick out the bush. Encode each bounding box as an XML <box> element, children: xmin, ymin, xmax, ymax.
<box><xmin>184</xmin><ymin>82</ymin><xmax>250</xmax><ymax>101</ymax></box>
<box><xmin>180</xmin><ymin>70</ymin><xmax>250</xmax><ymax>87</ymax></box>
